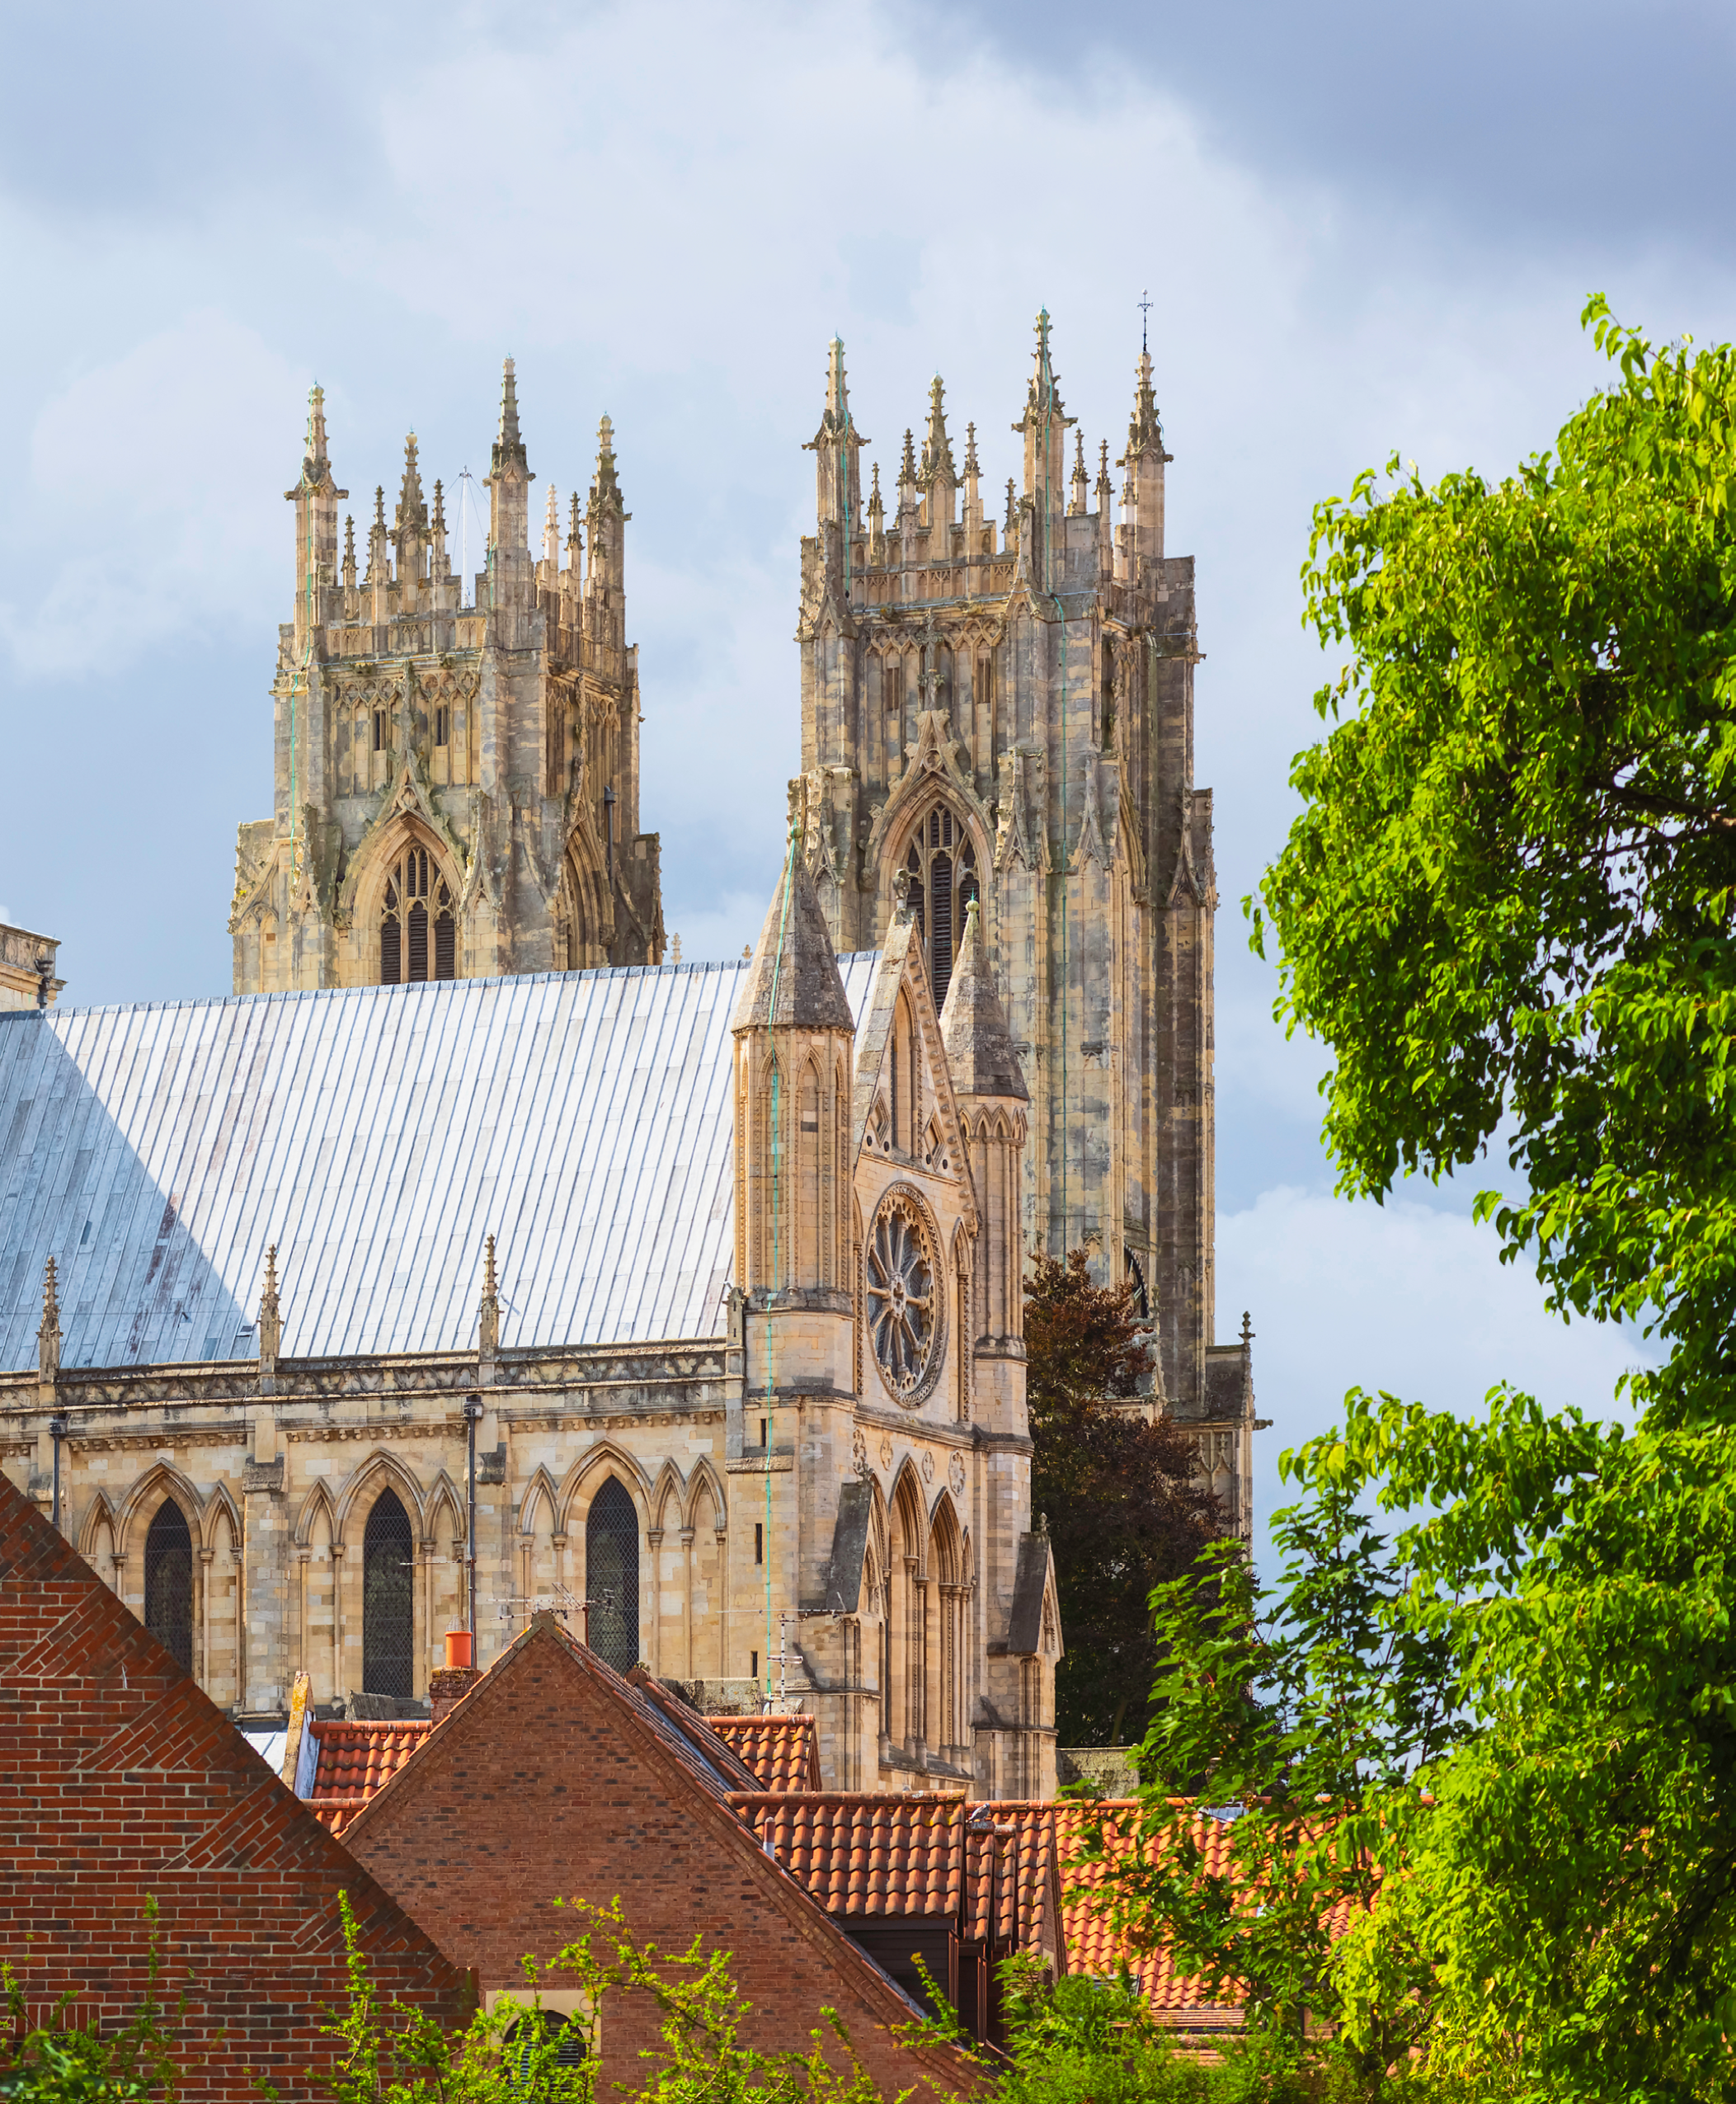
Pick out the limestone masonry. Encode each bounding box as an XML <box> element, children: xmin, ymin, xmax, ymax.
<box><xmin>0</xmin><ymin>320</ymin><xmax>1255</xmax><ymax>1797</ymax></box>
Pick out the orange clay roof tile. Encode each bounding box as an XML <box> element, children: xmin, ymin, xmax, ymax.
<box><xmin>709</xmin><ymin>1714</ymin><xmax>823</xmax><ymax>1791</ymax></box>
<box><xmin>308</xmin><ymin>1720</ymin><xmax>432</xmax><ymax>1805</ymax></box>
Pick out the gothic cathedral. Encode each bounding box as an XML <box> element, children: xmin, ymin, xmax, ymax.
<box><xmin>796</xmin><ymin>319</ymin><xmax>1244</xmax><ymax>1494</ymax></box>
<box><xmin>228</xmin><ymin>362</ymin><xmax>664</xmax><ymax>993</ymax></box>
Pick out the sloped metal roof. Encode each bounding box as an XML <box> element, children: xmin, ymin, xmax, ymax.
<box><xmin>0</xmin><ymin>957</ymin><xmax>880</xmax><ymax>1372</ymax></box>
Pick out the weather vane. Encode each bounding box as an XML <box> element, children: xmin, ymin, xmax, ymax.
<box><xmin>1138</xmin><ymin>289</ymin><xmax>1153</xmax><ymax>354</ymax></box>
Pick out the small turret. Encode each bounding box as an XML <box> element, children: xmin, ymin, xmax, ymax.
<box><xmin>542</xmin><ymin>484</ymin><xmax>560</xmax><ymax>577</ymax></box>
<box><xmin>1116</xmin><ymin>345</ymin><xmax>1171</xmax><ymax>577</ymax></box>
<box><xmin>586</xmin><ymin>415</ymin><xmax>628</xmax><ymax>604</ymax></box>
<box><xmin>394</xmin><ymin>434</ymin><xmax>428</xmax><ymax>600</ymax></box>
<box><xmin>962</xmin><ymin>421</ymin><xmax>983</xmax><ymax>553</ymax></box>
<box><xmin>805</xmin><ymin>337</ymin><xmax>866</xmax><ymax>531</ymax></box>
<box><xmin>919</xmin><ymin>375</ymin><xmax>957</xmax><ymax>533</ymax></box>
<box><xmin>285</xmin><ymin>384</ymin><xmax>347</xmax><ymax>648</ymax></box>
<box><xmin>1069</xmin><ymin>430</ymin><xmax>1089</xmax><ymax>517</ymax></box>
<box><xmin>1012</xmin><ymin>310</ymin><xmax>1073</xmax><ymax>538</ymax></box>
<box><xmin>486</xmin><ymin>357</ymin><xmax>535</xmax><ymax>611</ymax></box>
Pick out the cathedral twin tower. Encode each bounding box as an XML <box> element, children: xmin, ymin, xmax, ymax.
<box><xmin>232</xmin><ymin>318</ymin><xmax>1237</xmax><ymax>1447</ymax></box>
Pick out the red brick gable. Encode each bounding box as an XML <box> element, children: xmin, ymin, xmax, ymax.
<box><xmin>0</xmin><ymin>1473</ymin><xmax>469</xmax><ymax>2102</ymax></box>
<box><xmin>338</xmin><ymin>1616</ymin><xmax>977</xmax><ymax>2098</ymax></box>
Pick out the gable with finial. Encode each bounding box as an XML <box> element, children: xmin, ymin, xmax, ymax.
<box><xmin>863</xmin><ymin>707</ymin><xmax>991</xmax><ymax>870</ymax></box>
<box><xmin>336</xmin><ymin>754</ymin><xmax>472</xmax><ymax>930</ymax></box>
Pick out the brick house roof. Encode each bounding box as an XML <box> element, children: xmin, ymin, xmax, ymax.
<box><xmin>307</xmin><ymin>1718</ymin><xmax>433</xmax><ymax>1836</ymax></box>
<box><xmin>0</xmin><ymin>1471</ymin><xmax>468</xmax><ymax>2102</ymax></box>
<box><xmin>333</xmin><ymin>1614</ymin><xmax>977</xmax><ymax>2099</ymax></box>
<box><xmin>709</xmin><ymin>1713</ymin><xmax>823</xmax><ymax>1791</ymax></box>
<box><xmin>727</xmin><ymin>1791</ymin><xmax>1064</xmax><ymax>1971</ymax></box>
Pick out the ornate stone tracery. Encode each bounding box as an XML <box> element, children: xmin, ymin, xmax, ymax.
<box><xmin>865</xmin><ymin>1184</ymin><xmax>945</xmax><ymax>1409</ymax></box>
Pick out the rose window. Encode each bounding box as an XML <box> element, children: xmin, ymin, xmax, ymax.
<box><xmin>867</xmin><ymin>1192</ymin><xmax>937</xmax><ymax>1401</ymax></box>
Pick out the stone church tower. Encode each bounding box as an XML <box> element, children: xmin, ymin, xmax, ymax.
<box><xmin>230</xmin><ymin>365</ymin><xmax>663</xmax><ymax>992</ymax></box>
<box><xmin>795</xmin><ymin>317</ymin><xmax>1243</xmax><ymax>1459</ymax></box>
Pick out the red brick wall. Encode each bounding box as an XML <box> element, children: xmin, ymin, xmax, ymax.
<box><xmin>0</xmin><ymin>1476</ymin><xmax>469</xmax><ymax>2102</ymax></box>
<box><xmin>340</xmin><ymin>1622</ymin><xmax>975</xmax><ymax>2099</ymax></box>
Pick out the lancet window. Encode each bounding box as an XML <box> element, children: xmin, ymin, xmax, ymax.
<box><xmin>362</xmin><ymin>1488</ymin><xmax>414</xmax><ymax>1698</ymax></box>
<box><xmin>380</xmin><ymin>843</ymin><xmax>456</xmax><ymax>986</ymax></box>
<box><xmin>903</xmin><ymin>806</ymin><xmax>979</xmax><ymax>1011</ymax></box>
<box><xmin>144</xmin><ymin>1498</ymin><xmax>193</xmax><ymax>1674</ymax></box>
<box><xmin>586</xmin><ymin>1477</ymin><xmax>641</xmax><ymax>1673</ymax></box>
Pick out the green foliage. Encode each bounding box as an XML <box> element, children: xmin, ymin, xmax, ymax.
<box><xmin>1258</xmin><ymin>294</ymin><xmax>1736</xmax><ymax>1421</ymax></box>
<box><xmin>990</xmin><ymin>1965</ymin><xmax>1209</xmax><ymax>2102</ymax></box>
<box><xmin>1026</xmin><ymin>1250</ymin><xmax>1225</xmax><ymax>1744</ymax></box>
<box><xmin>1077</xmin><ymin>1457</ymin><xmax>1457</xmax><ymax>2091</ymax></box>
<box><xmin>1314</xmin><ymin>1391</ymin><xmax>1736</xmax><ymax>2103</ymax></box>
<box><xmin>291</xmin><ymin>1890</ymin><xmax>905</xmax><ymax>2104</ymax></box>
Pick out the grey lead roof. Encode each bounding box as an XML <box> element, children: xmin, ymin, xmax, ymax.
<box><xmin>0</xmin><ymin>958</ymin><xmax>879</xmax><ymax>1373</ymax></box>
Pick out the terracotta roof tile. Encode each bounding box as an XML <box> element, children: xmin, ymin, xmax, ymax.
<box><xmin>308</xmin><ymin>1720</ymin><xmax>431</xmax><ymax>1804</ymax></box>
<box><xmin>709</xmin><ymin>1714</ymin><xmax>823</xmax><ymax>1791</ymax></box>
<box><xmin>729</xmin><ymin>1791</ymin><xmax>1063</xmax><ymax>1965</ymax></box>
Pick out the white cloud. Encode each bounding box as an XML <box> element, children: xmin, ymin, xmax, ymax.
<box><xmin>1219</xmin><ymin>1185</ymin><xmax>1653</xmax><ymax>1574</ymax></box>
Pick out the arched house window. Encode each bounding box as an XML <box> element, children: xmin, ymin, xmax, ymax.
<box><xmin>362</xmin><ymin>1488</ymin><xmax>415</xmax><ymax>1698</ymax></box>
<box><xmin>902</xmin><ymin>805</ymin><xmax>980</xmax><ymax>1011</ymax></box>
<box><xmin>380</xmin><ymin>840</ymin><xmax>456</xmax><ymax>986</ymax></box>
<box><xmin>144</xmin><ymin>1498</ymin><xmax>193</xmax><ymax>1673</ymax></box>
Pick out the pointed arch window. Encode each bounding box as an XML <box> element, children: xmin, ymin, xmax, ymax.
<box><xmin>380</xmin><ymin>843</ymin><xmax>456</xmax><ymax>986</ymax></box>
<box><xmin>904</xmin><ymin>806</ymin><xmax>979</xmax><ymax>1012</ymax></box>
<box><xmin>362</xmin><ymin>1488</ymin><xmax>415</xmax><ymax>1698</ymax></box>
<box><xmin>144</xmin><ymin>1498</ymin><xmax>193</xmax><ymax>1674</ymax></box>
<box><xmin>586</xmin><ymin>1478</ymin><xmax>641</xmax><ymax>1673</ymax></box>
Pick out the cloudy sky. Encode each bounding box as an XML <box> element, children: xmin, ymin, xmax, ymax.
<box><xmin>5</xmin><ymin>0</ymin><xmax>1719</xmax><ymax>1557</ymax></box>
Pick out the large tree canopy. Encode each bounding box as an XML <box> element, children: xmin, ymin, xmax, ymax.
<box><xmin>1258</xmin><ymin>296</ymin><xmax>1736</xmax><ymax>1416</ymax></box>
<box><xmin>1024</xmin><ymin>1250</ymin><xmax>1222</xmax><ymax>1746</ymax></box>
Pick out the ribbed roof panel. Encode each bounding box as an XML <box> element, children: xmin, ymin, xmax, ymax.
<box><xmin>0</xmin><ymin>957</ymin><xmax>880</xmax><ymax>1371</ymax></box>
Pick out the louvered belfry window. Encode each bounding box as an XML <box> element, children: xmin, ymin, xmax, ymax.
<box><xmin>379</xmin><ymin>844</ymin><xmax>456</xmax><ymax>986</ymax></box>
<box><xmin>362</xmin><ymin>1489</ymin><xmax>415</xmax><ymax>1698</ymax></box>
<box><xmin>904</xmin><ymin>806</ymin><xmax>978</xmax><ymax>1013</ymax></box>
<box><xmin>586</xmin><ymin>1477</ymin><xmax>640</xmax><ymax>1673</ymax></box>
<box><xmin>144</xmin><ymin>1499</ymin><xmax>193</xmax><ymax>1674</ymax></box>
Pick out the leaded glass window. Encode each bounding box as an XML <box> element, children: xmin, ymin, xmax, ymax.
<box><xmin>144</xmin><ymin>1498</ymin><xmax>193</xmax><ymax>1674</ymax></box>
<box><xmin>586</xmin><ymin>1478</ymin><xmax>640</xmax><ymax>1673</ymax></box>
<box><xmin>380</xmin><ymin>844</ymin><xmax>456</xmax><ymax>986</ymax></box>
<box><xmin>363</xmin><ymin>1488</ymin><xmax>415</xmax><ymax>1698</ymax></box>
<box><xmin>902</xmin><ymin>806</ymin><xmax>979</xmax><ymax>1011</ymax></box>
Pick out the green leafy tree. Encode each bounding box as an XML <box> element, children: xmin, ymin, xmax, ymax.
<box><xmin>1079</xmin><ymin>1451</ymin><xmax>1459</xmax><ymax>2096</ymax></box>
<box><xmin>1025</xmin><ymin>1250</ymin><xmax>1224</xmax><ymax>1744</ymax></box>
<box><xmin>1258</xmin><ymin>295</ymin><xmax>1736</xmax><ymax>1423</ymax></box>
<box><xmin>1216</xmin><ymin>298</ymin><xmax>1736</xmax><ymax>2100</ymax></box>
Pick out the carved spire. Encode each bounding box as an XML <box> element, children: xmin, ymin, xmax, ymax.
<box><xmin>479</xmin><ymin>1235</ymin><xmax>500</xmax><ymax>1360</ymax></box>
<box><xmin>1070</xmin><ymin>430</ymin><xmax>1089</xmax><ymax>515</ymax></box>
<box><xmin>899</xmin><ymin>427</ymin><xmax>917</xmax><ymax>488</ymax></box>
<box><xmin>867</xmin><ymin>461</ymin><xmax>884</xmax><ymax>566</ymax></box>
<box><xmin>341</xmin><ymin>514</ymin><xmax>356</xmax><ymax>591</ymax></box>
<box><xmin>730</xmin><ymin>832</ymin><xmax>855</xmax><ymax>1034</ymax></box>
<box><xmin>919</xmin><ymin>375</ymin><xmax>957</xmax><ymax>489</ymax></box>
<box><xmin>805</xmin><ymin>337</ymin><xmax>867</xmax><ymax>528</ymax></box>
<box><xmin>1118</xmin><ymin>347</ymin><xmax>1169</xmax><ymax>466</ymax></box>
<box><xmin>396</xmin><ymin>433</ymin><xmax>427</xmax><ymax>535</ymax></box>
<box><xmin>258</xmin><ymin>1245</ymin><xmax>280</xmax><ymax>1368</ymax></box>
<box><xmin>567</xmin><ymin>490</ymin><xmax>583</xmax><ymax>567</ymax></box>
<box><xmin>492</xmin><ymin>356</ymin><xmax>529</xmax><ymax>474</ymax></box>
<box><xmin>964</xmin><ymin>421</ymin><xmax>980</xmax><ymax>480</ymax></box>
<box><xmin>585</xmin><ymin>416</ymin><xmax>622</xmax><ymax>517</ymax></box>
<box><xmin>1013</xmin><ymin>307</ymin><xmax>1073</xmax><ymax>501</ymax></box>
<box><xmin>1004</xmin><ymin>478</ymin><xmax>1017</xmax><ymax>539</ymax></box>
<box><xmin>430</xmin><ymin>477</ymin><xmax>448</xmax><ymax>578</ymax></box>
<box><xmin>37</xmin><ymin>1257</ymin><xmax>60</xmax><ymax>1386</ymax></box>
<box><xmin>303</xmin><ymin>387</ymin><xmax>331</xmax><ymax>482</ymax></box>
<box><xmin>432</xmin><ymin>477</ymin><xmax>448</xmax><ymax>534</ymax></box>
<box><xmin>1095</xmin><ymin>439</ymin><xmax>1113</xmax><ymax>501</ymax></box>
<box><xmin>543</xmin><ymin>484</ymin><xmax>560</xmax><ymax>569</ymax></box>
<box><xmin>365</xmin><ymin>486</ymin><xmax>388</xmax><ymax>583</ymax></box>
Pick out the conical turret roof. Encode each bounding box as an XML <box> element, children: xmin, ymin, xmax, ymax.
<box><xmin>731</xmin><ymin>844</ymin><xmax>855</xmax><ymax>1033</ymax></box>
<box><xmin>939</xmin><ymin>900</ymin><xmax>1028</xmax><ymax>1099</ymax></box>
